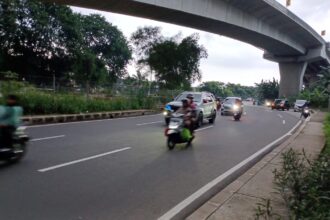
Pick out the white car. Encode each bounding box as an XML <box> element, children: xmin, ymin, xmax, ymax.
<box><xmin>294</xmin><ymin>100</ymin><xmax>308</xmax><ymax>112</ymax></box>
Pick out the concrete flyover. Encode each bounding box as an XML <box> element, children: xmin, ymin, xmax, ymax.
<box><xmin>42</xmin><ymin>0</ymin><xmax>330</xmax><ymax>97</ymax></box>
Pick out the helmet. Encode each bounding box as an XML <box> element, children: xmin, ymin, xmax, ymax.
<box><xmin>186</xmin><ymin>94</ymin><xmax>194</xmax><ymax>100</ymax></box>
<box><xmin>181</xmin><ymin>98</ymin><xmax>189</xmax><ymax>103</ymax></box>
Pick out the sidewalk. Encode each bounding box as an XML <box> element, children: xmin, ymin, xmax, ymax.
<box><xmin>187</xmin><ymin>112</ymin><xmax>326</xmax><ymax>220</ymax></box>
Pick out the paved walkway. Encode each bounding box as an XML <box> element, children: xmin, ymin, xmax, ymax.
<box><xmin>187</xmin><ymin>112</ymin><xmax>326</xmax><ymax>220</ymax></box>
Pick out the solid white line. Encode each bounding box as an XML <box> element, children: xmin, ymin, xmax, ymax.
<box><xmin>158</xmin><ymin>120</ymin><xmax>302</xmax><ymax>220</ymax></box>
<box><xmin>28</xmin><ymin>114</ymin><xmax>162</xmax><ymax>128</ymax></box>
<box><xmin>195</xmin><ymin>126</ymin><xmax>213</xmax><ymax>132</ymax></box>
<box><xmin>38</xmin><ymin>147</ymin><xmax>131</xmax><ymax>172</ymax></box>
<box><xmin>31</xmin><ymin>135</ymin><xmax>65</xmax><ymax>142</ymax></box>
<box><xmin>136</xmin><ymin>121</ymin><xmax>163</xmax><ymax>126</ymax></box>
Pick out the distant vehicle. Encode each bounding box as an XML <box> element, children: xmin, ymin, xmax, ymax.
<box><xmin>265</xmin><ymin>99</ymin><xmax>273</xmax><ymax>107</ymax></box>
<box><xmin>272</xmin><ymin>99</ymin><xmax>290</xmax><ymax>111</ymax></box>
<box><xmin>220</xmin><ymin>97</ymin><xmax>243</xmax><ymax>115</ymax></box>
<box><xmin>294</xmin><ymin>100</ymin><xmax>308</xmax><ymax>112</ymax></box>
<box><xmin>301</xmin><ymin>107</ymin><xmax>310</xmax><ymax>119</ymax></box>
<box><xmin>163</xmin><ymin>91</ymin><xmax>217</xmax><ymax>127</ymax></box>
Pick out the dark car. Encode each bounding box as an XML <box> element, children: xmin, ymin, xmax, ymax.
<box><xmin>163</xmin><ymin>91</ymin><xmax>217</xmax><ymax>126</ymax></box>
<box><xmin>271</xmin><ymin>99</ymin><xmax>290</xmax><ymax>111</ymax></box>
<box><xmin>220</xmin><ymin>97</ymin><xmax>243</xmax><ymax>115</ymax></box>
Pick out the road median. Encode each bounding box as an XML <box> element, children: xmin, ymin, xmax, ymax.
<box><xmin>22</xmin><ymin>109</ymin><xmax>159</xmax><ymax>125</ymax></box>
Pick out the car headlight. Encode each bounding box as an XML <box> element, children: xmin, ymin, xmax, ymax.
<box><xmin>266</xmin><ymin>102</ymin><xmax>270</xmax><ymax>106</ymax></box>
<box><xmin>233</xmin><ymin>105</ymin><xmax>239</xmax><ymax>110</ymax></box>
<box><xmin>163</xmin><ymin>111</ymin><xmax>168</xmax><ymax>116</ymax></box>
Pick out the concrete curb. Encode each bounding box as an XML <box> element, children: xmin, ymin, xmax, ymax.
<box><xmin>159</xmin><ymin>119</ymin><xmax>305</xmax><ymax>220</ymax></box>
<box><xmin>22</xmin><ymin>109</ymin><xmax>159</xmax><ymax>125</ymax></box>
<box><xmin>185</xmin><ymin>115</ymin><xmax>315</xmax><ymax>220</ymax></box>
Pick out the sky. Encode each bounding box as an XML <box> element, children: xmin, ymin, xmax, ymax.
<box><xmin>71</xmin><ymin>0</ymin><xmax>330</xmax><ymax>86</ymax></box>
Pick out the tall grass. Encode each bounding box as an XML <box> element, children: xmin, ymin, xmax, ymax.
<box><xmin>0</xmin><ymin>81</ymin><xmax>160</xmax><ymax>115</ymax></box>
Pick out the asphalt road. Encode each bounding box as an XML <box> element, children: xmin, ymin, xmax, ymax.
<box><xmin>0</xmin><ymin>105</ymin><xmax>301</xmax><ymax>220</ymax></box>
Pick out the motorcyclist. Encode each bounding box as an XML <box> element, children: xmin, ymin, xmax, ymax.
<box><xmin>300</xmin><ymin>101</ymin><xmax>310</xmax><ymax>118</ymax></box>
<box><xmin>234</xmin><ymin>98</ymin><xmax>243</xmax><ymax>114</ymax></box>
<box><xmin>0</xmin><ymin>95</ymin><xmax>23</xmax><ymax>149</ymax></box>
<box><xmin>186</xmin><ymin>94</ymin><xmax>198</xmax><ymax>134</ymax></box>
<box><xmin>215</xmin><ymin>97</ymin><xmax>221</xmax><ymax>111</ymax></box>
<box><xmin>176</xmin><ymin>99</ymin><xmax>194</xmax><ymax>143</ymax></box>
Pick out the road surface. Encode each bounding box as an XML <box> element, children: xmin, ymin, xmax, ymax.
<box><xmin>0</xmin><ymin>105</ymin><xmax>300</xmax><ymax>220</ymax></box>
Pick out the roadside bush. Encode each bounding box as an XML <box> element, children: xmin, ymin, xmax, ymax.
<box><xmin>298</xmin><ymin>89</ymin><xmax>328</xmax><ymax>108</ymax></box>
<box><xmin>0</xmin><ymin>81</ymin><xmax>160</xmax><ymax>115</ymax></box>
<box><xmin>324</xmin><ymin>113</ymin><xmax>330</xmax><ymax>155</ymax></box>
<box><xmin>273</xmin><ymin>148</ymin><xmax>330</xmax><ymax>220</ymax></box>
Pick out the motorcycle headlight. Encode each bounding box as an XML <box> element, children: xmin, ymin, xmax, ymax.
<box><xmin>233</xmin><ymin>105</ymin><xmax>239</xmax><ymax>110</ymax></box>
<box><xmin>163</xmin><ymin>111</ymin><xmax>168</xmax><ymax>116</ymax></box>
<box><xmin>266</xmin><ymin>102</ymin><xmax>270</xmax><ymax>106</ymax></box>
<box><xmin>304</xmin><ymin>110</ymin><xmax>309</xmax><ymax>113</ymax></box>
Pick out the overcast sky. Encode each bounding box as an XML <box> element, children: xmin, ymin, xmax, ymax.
<box><xmin>71</xmin><ymin>0</ymin><xmax>330</xmax><ymax>86</ymax></box>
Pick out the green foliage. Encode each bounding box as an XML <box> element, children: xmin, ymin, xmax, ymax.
<box><xmin>273</xmin><ymin>149</ymin><xmax>330</xmax><ymax>219</ymax></box>
<box><xmin>0</xmin><ymin>0</ymin><xmax>131</xmax><ymax>88</ymax></box>
<box><xmin>198</xmin><ymin>81</ymin><xmax>256</xmax><ymax>99</ymax></box>
<box><xmin>298</xmin><ymin>88</ymin><xmax>328</xmax><ymax>108</ymax></box>
<box><xmin>131</xmin><ymin>27</ymin><xmax>207</xmax><ymax>90</ymax></box>
<box><xmin>255</xmin><ymin>78</ymin><xmax>279</xmax><ymax>101</ymax></box>
<box><xmin>324</xmin><ymin>114</ymin><xmax>330</xmax><ymax>155</ymax></box>
<box><xmin>0</xmin><ymin>81</ymin><xmax>158</xmax><ymax>115</ymax></box>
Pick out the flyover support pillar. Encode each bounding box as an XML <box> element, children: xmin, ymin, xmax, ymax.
<box><xmin>279</xmin><ymin>62</ymin><xmax>307</xmax><ymax>98</ymax></box>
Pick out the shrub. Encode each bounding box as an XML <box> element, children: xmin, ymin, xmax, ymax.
<box><xmin>324</xmin><ymin>113</ymin><xmax>330</xmax><ymax>155</ymax></box>
<box><xmin>273</xmin><ymin>149</ymin><xmax>330</xmax><ymax>219</ymax></box>
<box><xmin>0</xmin><ymin>81</ymin><xmax>160</xmax><ymax>115</ymax></box>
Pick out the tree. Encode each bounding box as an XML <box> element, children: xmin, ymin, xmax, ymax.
<box><xmin>255</xmin><ymin>78</ymin><xmax>279</xmax><ymax>100</ymax></box>
<box><xmin>147</xmin><ymin>33</ymin><xmax>207</xmax><ymax>89</ymax></box>
<box><xmin>0</xmin><ymin>1</ymin><xmax>132</xmax><ymax>89</ymax></box>
<box><xmin>75</xmin><ymin>14</ymin><xmax>132</xmax><ymax>84</ymax></box>
<box><xmin>199</xmin><ymin>81</ymin><xmax>256</xmax><ymax>98</ymax></box>
<box><xmin>72</xmin><ymin>51</ymin><xmax>107</xmax><ymax>95</ymax></box>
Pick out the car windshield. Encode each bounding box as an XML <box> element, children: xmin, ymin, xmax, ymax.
<box><xmin>274</xmin><ymin>99</ymin><xmax>282</xmax><ymax>104</ymax></box>
<box><xmin>175</xmin><ymin>93</ymin><xmax>202</xmax><ymax>102</ymax></box>
<box><xmin>224</xmin><ymin>98</ymin><xmax>236</xmax><ymax>104</ymax></box>
<box><xmin>296</xmin><ymin>100</ymin><xmax>306</xmax><ymax>104</ymax></box>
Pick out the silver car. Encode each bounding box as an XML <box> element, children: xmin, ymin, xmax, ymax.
<box><xmin>294</xmin><ymin>100</ymin><xmax>308</xmax><ymax>112</ymax></box>
<box><xmin>163</xmin><ymin>92</ymin><xmax>217</xmax><ymax>127</ymax></box>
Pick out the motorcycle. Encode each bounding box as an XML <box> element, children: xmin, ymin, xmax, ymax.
<box><xmin>165</xmin><ymin>113</ymin><xmax>193</xmax><ymax>150</ymax></box>
<box><xmin>0</xmin><ymin>126</ymin><xmax>29</xmax><ymax>163</ymax></box>
<box><xmin>233</xmin><ymin>104</ymin><xmax>242</xmax><ymax>121</ymax></box>
<box><xmin>302</xmin><ymin>107</ymin><xmax>310</xmax><ymax>119</ymax></box>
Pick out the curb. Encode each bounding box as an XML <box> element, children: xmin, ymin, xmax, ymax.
<box><xmin>159</xmin><ymin>119</ymin><xmax>305</xmax><ymax>220</ymax></box>
<box><xmin>22</xmin><ymin>109</ymin><xmax>159</xmax><ymax>125</ymax></box>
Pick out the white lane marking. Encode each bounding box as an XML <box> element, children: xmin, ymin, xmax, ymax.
<box><xmin>278</xmin><ymin>114</ymin><xmax>283</xmax><ymax>118</ymax></box>
<box><xmin>195</xmin><ymin>126</ymin><xmax>213</xmax><ymax>132</ymax></box>
<box><xmin>136</xmin><ymin>121</ymin><xmax>163</xmax><ymax>126</ymax></box>
<box><xmin>38</xmin><ymin>147</ymin><xmax>131</xmax><ymax>173</ymax></box>
<box><xmin>283</xmin><ymin>120</ymin><xmax>286</xmax><ymax>124</ymax></box>
<box><xmin>28</xmin><ymin>114</ymin><xmax>162</xmax><ymax>128</ymax></box>
<box><xmin>158</xmin><ymin>120</ymin><xmax>302</xmax><ymax>220</ymax></box>
<box><xmin>31</xmin><ymin>135</ymin><xmax>65</xmax><ymax>142</ymax></box>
